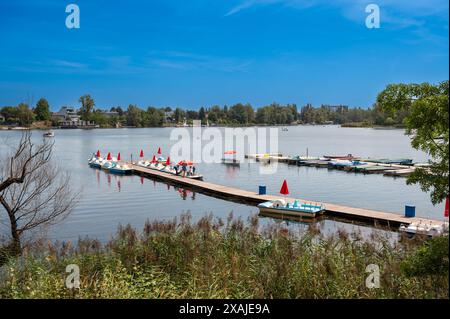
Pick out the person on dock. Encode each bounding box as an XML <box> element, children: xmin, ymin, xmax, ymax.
<box><xmin>181</xmin><ymin>163</ymin><xmax>187</xmax><ymax>177</ymax></box>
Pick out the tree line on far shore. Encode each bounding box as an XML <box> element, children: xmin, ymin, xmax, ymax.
<box><xmin>1</xmin><ymin>95</ymin><xmax>409</xmax><ymax>128</ymax></box>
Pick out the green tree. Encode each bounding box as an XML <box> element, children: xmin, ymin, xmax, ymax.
<box><xmin>79</xmin><ymin>94</ymin><xmax>95</xmax><ymax>121</ymax></box>
<box><xmin>377</xmin><ymin>81</ymin><xmax>449</xmax><ymax>204</ymax></box>
<box><xmin>173</xmin><ymin>108</ymin><xmax>185</xmax><ymax>123</ymax></box>
<box><xmin>145</xmin><ymin>107</ymin><xmax>164</xmax><ymax>127</ymax></box>
<box><xmin>0</xmin><ymin>106</ymin><xmax>20</xmax><ymax>123</ymax></box>
<box><xmin>34</xmin><ymin>98</ymin><xmax>51</xmax><ymax>121</ymax></box>
<box><xmin>401</xmin><ymin>235</ymin><xmax>449</xmax><ymax>277</ymax></box>
<box><xmin>17</xmin><ymin>103</ymin><xmax>34</xmax><ymax>126</ymax></box>
<box><xmin>198</xmin><ymin>107</ymin><xmax>206</xmax><ymax>124</ymax></box>
<box><xmin>126</xmin><ymin>105</ymin><xmax>143</xmax><ymax>127</ymax></box>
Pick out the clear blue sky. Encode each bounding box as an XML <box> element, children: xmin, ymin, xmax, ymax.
<box><xmin>0</xmin><ymin>0</ymin><xmax>448</xmax><ymax>110</ymax></box>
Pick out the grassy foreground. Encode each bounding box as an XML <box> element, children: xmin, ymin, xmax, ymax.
<box><xmin>0</xmin><ymin>214</ymin><xmax>448</xmax><ymax>299</ymax></box>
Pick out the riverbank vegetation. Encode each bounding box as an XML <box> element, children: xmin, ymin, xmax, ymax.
<box><xmin>1</xmin><ymin>96</ymin><xmax>410</xmax><ymax>129</ymax></box>
<box><xmin>0</xmin><ymin>214</ymin><xmax>448</xmax><ymax>298</ymax></box>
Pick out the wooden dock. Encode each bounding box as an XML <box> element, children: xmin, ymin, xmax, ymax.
<box><xmin>245</xmin><ymin>153</ymin><xmax>422</xmax><ymax>178</ymax></box>
<box><xmin>130</xmin><ymin>164</ymin><xmax>442</xmax><ymax>228</ymax></box>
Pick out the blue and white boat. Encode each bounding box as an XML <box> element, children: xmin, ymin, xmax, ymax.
<box><xmin>257</xmin><ymin>199</ymin><xmax>325</xmax><ymax>218</ymax></box>
<box><xmin>88</xmin><ymin>155</ymin><xmax>105</xmax><ymax>169</ymax></box>
<box><xmin>148</xmin><ymin>162</ymin><xmax>166</xmax><ymax>170</ymax></box>
<box><xmin>109</xmin><ymin>162</ymin><xmax>133</xmax><ymax>175</ymax></box>
<box><xmin>101</xmin><ymin>161</ymin><xmax>115</xmax><ymax>171</ymax></box>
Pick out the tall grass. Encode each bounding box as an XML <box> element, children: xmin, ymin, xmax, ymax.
<box><xmin>0</xmin><ymin>213</ymin><xmax>448</xmax><ymax>299</ymax></box>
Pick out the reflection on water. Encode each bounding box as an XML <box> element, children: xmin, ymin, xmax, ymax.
<box><xmin>77</xmin><ymin>166</ymin><xmax>396</xmax><ymax>242</ymax></box>
<box><xmin>0</xmin><ymin>126</ymin><xmax>443</xmax><ymax>242</ymax></box>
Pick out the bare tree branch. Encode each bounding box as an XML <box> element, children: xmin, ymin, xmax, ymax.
<box><xmin>0</xmin><ymin>131</ymin><xmax>78</xmax><ymax>256</ymax></box>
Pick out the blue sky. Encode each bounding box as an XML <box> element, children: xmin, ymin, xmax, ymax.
<box><xmin>0</xmin><ymin>0</ymin><xmax>448</xmax><ymax>110</ymax></box>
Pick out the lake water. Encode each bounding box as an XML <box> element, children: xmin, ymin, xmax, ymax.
<box><xmin>0</xmin><ymin>126</ymin><xmax>445</xmax><ymax>242</ymax></box>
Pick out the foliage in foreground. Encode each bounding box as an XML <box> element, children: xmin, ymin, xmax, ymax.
<box><xmin>0</xmin><ymin>214</ymin><xmax>448</xmax><ymax>299</ymax></box>
<box><xmin>377</xmin><ymin>80</ymin><xmax>449</xmax><ymax>205</ymax></box>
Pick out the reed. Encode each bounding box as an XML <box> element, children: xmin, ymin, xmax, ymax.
<box><xmin>0</xmin><ymin>213</ymin><xmax>447</xmax><ymax>299</ymax></box>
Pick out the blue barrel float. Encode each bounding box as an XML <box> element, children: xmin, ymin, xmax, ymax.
<box><xmin>258</xmin><ymin>185</ymin><xmax>267</xmax><ymax>195</ymax></box>
<box><xmin>405</xmin><ymin>205</ymin><xmax>416</xmax><ymax>218</ymax></box>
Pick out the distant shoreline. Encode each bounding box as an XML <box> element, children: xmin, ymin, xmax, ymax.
<box><xmin>0</xmin><ymin>123</ymin><xmax>406</xmax><ymax>131</ymax></box>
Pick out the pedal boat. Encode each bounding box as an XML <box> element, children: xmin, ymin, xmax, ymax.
<box><xmin>257</xmin><ymin>199</ymin><xmax>325</xmax><ymax>218</ymax></box>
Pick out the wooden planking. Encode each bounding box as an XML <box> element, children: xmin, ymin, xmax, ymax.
<box><xmin>131</xmin><ymin>164</ymin><xmax>442</xmax><ymax>227</ymax></box>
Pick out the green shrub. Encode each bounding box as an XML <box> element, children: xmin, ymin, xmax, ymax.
<box><xmin>0</xmin><ymin>214</ymin><xmax>448</xmax><ymax>299</ymax></box>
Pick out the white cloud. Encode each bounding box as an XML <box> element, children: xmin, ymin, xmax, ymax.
<box><xmin>147</xmin><ymin>51</ymin><xmax>253</xmax><ymax>73</ymax></box>
<box><xmin>225</xmin><ymin>0</ymin><xmax>449</xmax><ymax>29</ymax></box>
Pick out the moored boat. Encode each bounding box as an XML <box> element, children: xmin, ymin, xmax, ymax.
<box><xmin>101</xmin><ymin>161</ymin><xmax>115</xmax><ymax>171</ymax></box>
<box><xmin>88</xmin><ymin>155</ymin><xmax>105</xmax><ymax>168</ymax></box>
<box><xmin>148</xmin><ymin>162</ymin><xmax>166</xmax><ymax>170</ymax></box>
<box><xmin>323</xmin><ymin>154</ymin><xmax>359</xmax><ymax>160</ymax></box>
<box><xmin>362</xmin><ymin>158</ymin><xmax>413</xmax><ymax>165</ymax></box>
<box><xmin>221</xmin><ymin>158</ymin><xmax>240</xmax><ymax>166</ymax></box>
<box><xmin>399</xmin><ymin>221</ymin><xmax>448</xmax><ymax>238</ymax></box>
<box><xmin>43</xmin><ymin>131</ymin><xmax>54</xmax><ymax>137</ymax></box>
<box><xmin>257</xmin><ymin>199</ymin><xmax>325</xmax><ymax>218</ymax></box>
<box><xmin>109</xmin><ymin>162</ymin><xmax>133</xmax><ymax>175</ymax></box>
<box><xmin>137</xmin><ymin>160</ymin><xmax>151</xmax><ymax>167</ymax></box>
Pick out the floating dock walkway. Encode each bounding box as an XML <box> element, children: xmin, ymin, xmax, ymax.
<box><xmin>245</xmin><ymin>153</ymin><xmax>425</xmax><ymax>178</ymax></box>
<box><xmin>131</xmin><ymin>164</ymin><xmax>442</xmax><ymax>228</ymax></box>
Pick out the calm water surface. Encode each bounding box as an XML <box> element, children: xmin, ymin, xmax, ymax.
<box><xmin>0</xmin><ymin>126</ymin><xmax>444</xmax><ymax>241</ymax></box>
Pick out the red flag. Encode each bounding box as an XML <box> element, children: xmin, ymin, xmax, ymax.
<box><xmin>117</xmin><ymin>152</ymin><xmax>121</xmax><ymax>161</ymax></box>
<box><xmin>140</xmin><ymin>176</ymin><xmax>144</xmax><ymax>185</ymax></box>
<box><xmin>280</xmin><ymin>179</ymin><xmax>289</xmax><ymax>195</ymax></box>
<box><xmin>140</xmin><ymin>149</ymin><xmax>144</xmax><ymax>158</ymax></box>
<box><xmin>157</xmin><ymin>147</ymin><xmax>161</xmax><ymax>155</ymax></box>
<box><xmin>166</xmin><ymin>156</ymin><xmax>171</xmax><ymax>166</ymax></box>
<box><xmin>445</xmin><ymin>197</ymin><xmax>449</xmax><ymax>218</ymax></box>
<box><xmin>152</xmin><ymin>155</ymin><xmax>157</xmax><ymax>163</ymax></box>
<box><xmin>107</xmin><ymin>152</ymin><xmax>112</xmax><ymax>161</ymax></box>
<box><xmin>96</xmin><ymin>150</ymin><xmax>101</xmax><ymax>157</ymax></box>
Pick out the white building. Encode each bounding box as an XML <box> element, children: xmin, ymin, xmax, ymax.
<box><xmin>52</xmin><ymin>106</ymin><xmax>80</xmax><ymax>122</ymax></box>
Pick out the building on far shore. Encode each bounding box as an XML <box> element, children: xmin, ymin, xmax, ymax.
<box><xmin>164</xmin><ymin>110</ymin><xmax>175</xmax><ymax>123</ymax></box>
<box><xmin>51</xmin><ymin>106</ymin><xmax>80</xmax><ymax>123</ymax></box>
<box><xmin>51</xmin><ymin>106</ymin><xmax>98</xmax><ymax>129</ymax></box>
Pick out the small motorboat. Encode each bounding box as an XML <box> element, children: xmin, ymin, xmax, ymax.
<box><xmin>399</xmin><ymin>221</ymin><xmax>448</xmax><ymax>238</ymax></box>
<box><xmin>323</xmin><ymin>154</ymin><xmax>359</xmax><ymax>160</ymax></box>
<box><xmin>185</xmin><ymin>172</ymin><xmax>203</xmax><ymax>180</ymax></box>
<box><xmin>364</xmin><ymin>158</ymin><xmax>413</xmax><ymax>165</ymax></box>
<box><xmin>257</xmin><ymin>199</ymin><xmax>325</xmax><ymax>218</ymax></box>
<box><xmin>328</xmin><ymin>159</ymin><xmax>364</xmax><ymax>168</ymax></box>
<box><xmin>221</xmin><ymin>158</ymin><xmax>240</xmax><ymax>166</ymax></box>
<box><xmin>109</xmin><ymin>162</ymin><xmax>133</xmax><ymax>175</ymax></box>
<box><xmin>222</xmin><ymin>150</ymin><xmax>240</xmax><ymax>166</ymax></box>
<box><xmin>43</xmin><ymin>131</ymin><xmax>54</xmax><ymax>137</ymax></box>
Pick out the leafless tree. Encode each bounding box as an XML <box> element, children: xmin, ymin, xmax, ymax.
<box><xmin>0</xmin><ymin>131</ymin><xmax>78</xmax><ymax>258</ymax></box>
